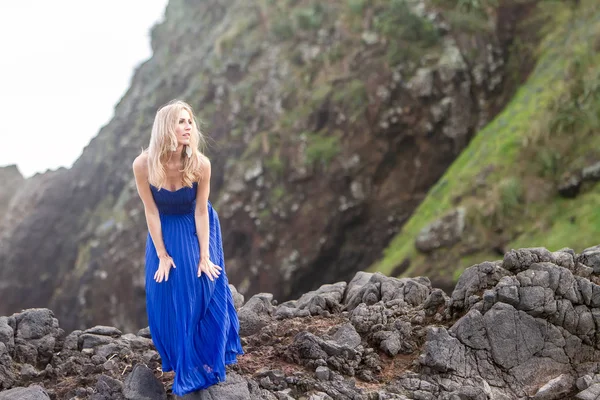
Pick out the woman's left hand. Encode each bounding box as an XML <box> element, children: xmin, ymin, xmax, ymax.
<box><xmin>198</xmin><ymin>256</ymin><xmax>222</xmax><ymax>281</ymax></box>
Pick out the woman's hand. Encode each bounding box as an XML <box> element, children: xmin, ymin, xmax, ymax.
<box><xmin>197</xmin><ymin>256</ymin><xmax>222</xmax><ymax>281</ymax></box>
<box><xmin>154</xmin><ymin>255</ymin><xmax>176</xmax><ymax>283</ymax></box>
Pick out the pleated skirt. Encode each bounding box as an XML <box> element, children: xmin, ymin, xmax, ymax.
<box><xmin>144</xmin><ymin>204</ymin><xmax>244</xmax><ymax>396</ymax></box>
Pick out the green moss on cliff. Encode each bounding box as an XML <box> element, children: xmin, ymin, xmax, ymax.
<box><xmin>371</xmin><ymin>0</ymin><xmax>600</xmax><ymax>278</ymax></box>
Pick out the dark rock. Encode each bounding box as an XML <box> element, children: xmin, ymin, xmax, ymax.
<box><xmin>332</xmin><ymin>323</ymin><xmax>361</xmax><ymax>348</ymax></box>
<box><xmin>84</xmin><ymin>325</ymin><xmax>123</xmax><ymax>337</ymax></box>
<box><xmin>558</xmin><ymin>172</ymin><xmax>582</xmax><ymax>198</ymax></box>
<box><xmin>415</xmin><ymin>207</ymin><xmax>465</xmax><ymax>253</ymax></box>
<box><xmin>137</xmin><ymin>327</ymin><xmax>152</xmax><ymax>338</ymax></box>
<box><xmin>96</xmin><ymin>374</ymin><xmax>124</xmax><ymax>397</ymax></box>
<box><xmin>123</xmin><ymin>364</ymin><xmax>166</xmax><ymax>400</ymax></box>
<box><xmin>578</xmin><ymin>245</ymin><xmax>600</xmax><ymax>274</ymax></box>
<box><xmin>238</xmin><ymin>293</ymin><xmax>274</xmax><ymax>337</ymax></box>
<box><xmin>177</xmin><ymin>371</ymin><xmax>250</xmax><ymax>399</ymax></box>
<box><xmin>81</xmin><ymin>333</ymin><xmax>117</xmax><ymax>349</ymax></box>
<box><xmin>0</xmin><ymin>385</ymin><xmax>50</xmax><ymax>400</ymax></box>
<box><xmin>229</xmin><ymin>284</ymin><xmax>245</xmax><ymax>310</ymax></box>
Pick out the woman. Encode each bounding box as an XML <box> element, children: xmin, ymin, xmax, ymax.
<box><xmin>132</xmin><ymin>99</ymin><xmax>244</xmax><ymax>396</ymax></box>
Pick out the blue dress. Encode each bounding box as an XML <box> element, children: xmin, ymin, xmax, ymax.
<box><xmin>145</xmin><ymin>182</ymin><xmax>244</xmax><ymax>396</ymax></box>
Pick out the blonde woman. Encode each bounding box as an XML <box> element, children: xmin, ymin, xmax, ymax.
<box><xmin>132</xmin><ymin>100</ymin><xmax>243</xmax><ymax>395</ymax></box>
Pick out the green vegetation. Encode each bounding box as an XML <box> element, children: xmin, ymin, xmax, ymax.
<box><xmin>373</xmin><ymin>0</ymin><xmax>440</xmax><ymax>64</ymax></box>
<box><xmin>348</xmin><ymin>0</ymin><xmax>369</xmax><ymax>15</ymax></box>
<box><xmin>293</xmin><ymin>4</ymin><xmax>326</xmax><ymax>30</ymax></box>
<box><xmin>305</xmin><ymin>131</ymin><xmax>341</xmax><ymax>167</ymax></box>
<box><xmin>371</xmin><ymin>0</ymin><xmax>600</xmax><ymax>279</ymax></box>
<box><xmin>332</xmin><ymin>79</ymin><xmax>368</xmax><ymax>121</ymax></box>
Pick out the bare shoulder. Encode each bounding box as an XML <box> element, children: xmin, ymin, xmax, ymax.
<box><xmin>132</xmin><ymin>152</ymin><xmax>149</xmax><ymax>176</ymax></box>
<box><xmin>199</xmin><ymin>153</ymin><xmax>211</xmax><ymax>167</ymax></box>
<box><xmin>198</xmin><ymin>153</ymin><xmax>211</xmax><ymax>180</ymax></box>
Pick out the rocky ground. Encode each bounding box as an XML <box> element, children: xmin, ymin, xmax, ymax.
<box><xmin>3</xmin><ymin>244</ymin><xmax>600</xmax><ymax>399</ymax></box>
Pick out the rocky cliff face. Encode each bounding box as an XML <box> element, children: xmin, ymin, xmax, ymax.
<box><xmin>2</xmin><ymin>244</ymin><xmax>600</xmax><ymax>399</ymax></box>
<box><xmin>0</xmin><ymin>165</ymin><xmax>24</xmax><ymax>223</ymax></box>
<box><xmin>0</xmin><ymin>0</ymin><xmax>535</xmax><ymax>332</ymax></box>
<box><xmin>371</xmin><ymin>0</ymin><xmax>600</xmax><ymax>291</ymax></box>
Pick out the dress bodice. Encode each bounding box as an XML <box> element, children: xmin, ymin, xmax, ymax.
<box><xmin>150</xmin><ymin>182</ymin><xmax>197</xmax><ymax>215</ymax></box>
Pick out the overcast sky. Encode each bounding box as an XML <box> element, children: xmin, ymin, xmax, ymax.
<box><xmin>0</xmin><ymin>1</ymin><xmax>169</xmax><ymax>178</ymax></box>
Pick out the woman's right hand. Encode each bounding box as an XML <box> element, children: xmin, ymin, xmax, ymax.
<box><xmin>154</xmin><ymin>255</ymin><xmax>176</xmax><ymax>283</ymax></box>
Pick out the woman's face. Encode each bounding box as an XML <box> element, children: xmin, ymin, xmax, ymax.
<box><xmin>175</xmin><ymin>109</ymin><xmax>192</xmax><ymax>146</ymax></box>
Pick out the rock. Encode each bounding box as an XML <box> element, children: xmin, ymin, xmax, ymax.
<box><xmin>0</xmin><ymin>385</ymin><xmax>50</xmax><ymax>400</ymax></box>
<box><xmin>295</xmin><ymin>282</ymin><xmax>346</xmax><ymax>316</ymax></box>
<box><xmin>315</xmin><ymin>366</ymin><xmax>330</xmax><ymax>381</ymax></box>
<box><xmin>84</xmin><ymin>325</ymin><xmax>123</xmax><ymax>337</ymax></box>
<box><xmin>582</xmin><ymin>162</ymin><xmax>600</xmax><ymax>182</ymax></box>
<box><xmin>578</xmin><ymin>245</ymin><xmax>600</xmax><ymax>274</ymax></box>
<box><xmin>0</xmin><ymin>317</ymin><xmax>14</xmax><ymax>351</ymax></box>
<box><xmin>532</xmin><ymin>374</ymin><xmax>574</xmax><ymax>399</ymax></box>
<box><xmin>14</xmin><ymin>309</ymin><xmax>58</xmax><ymax>340</ymax></box>
<box><xmin>81</xmin><ymin>333</ymin><xmax>117</xmax><ymax>349</ymax></box>
<box><xmin>63</xmin><ymin>330</ymin><xmax>82</xmax><ymax>350</ymax></box>
<box><xmin>96</xmin><ymin>374</ymin><xmax>124</xmax><ymax>397</ymax></box>
<box><xmin>343</xmin><ymin>272</ymin><xmax>373</xmax><ymax>305</ymax></box>
<box><xmin>20</xmin><ymin>363</ymin><xmax>39</xmax><ymax>381</ymax></box>
<box><xmin>361</xmin><ymin>31</ymin><xmax>378</xmax><ymax>45</ymax></box>
<box><xmin>407</xmin><ymin>68</ymin><xmax>434</xmax><ymax>98</ymax></box>
<box><xmin>451</xmin><ymin>261</ymin><xmax>509</xmax><ymax>312</ymax></box>
<box><xmin>238</xmin><ymin>293</ymin><xmax>274</xmax><ymax>337</ymax></box>
<box><xmin>577</xmin><ymin>382</ymin><xmax>600</xmax><ymax>400</ymax></box>
<box><xmin>137</xmin><ymin>327</ymin><xmax>152</xmax><ymax>338</ymax></box>
<box><xmin>308</xmin><ymin>392</ymin><xmax>333</xmax><ymax>400</ymax></box>
<box><xmin>178</xmin><ymin>371</ymin><xmax>250</xmax><ymax>399</ymax></box>
<box><xmin>123</xmin><ymin>364</ymin><xmax>166</xmax><ymax>400</ymax></box>
<box><xmin>230</xmin><ymin>284</ymin><xmax>245</xmax><ymax>310</ymax></box>
<box><xmin>558</xmin><ymin>172</ymin><xmax>582</xmax><ymax>198</ymax></box>
<box><xmin>415</xmin><ymin>207</ymin><xmax>465</xmax><ymax>253</ymax></box>
<box><xmin>332</xmin><ymin>323</ymin><xmax>361</xmax><ymax>348</ymax></box>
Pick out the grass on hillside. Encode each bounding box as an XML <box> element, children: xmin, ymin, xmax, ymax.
<box><xmin>371</xmin><ymin>0</ymin><xmax>600</xmax><ymax>279</ymax></box>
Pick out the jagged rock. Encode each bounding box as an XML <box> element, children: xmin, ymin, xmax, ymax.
<box><xmin>123</xmin><ymin>364</ymin><xmax>166</xmax><ymax>400</ymax></box>
<box><xmin>0</xmin><ymin>316</ymin><xmax>14</xmax><ymax>351</ymax></box>
<box><xmin>6</xmin><ymin>244</ymin><xmax>600</xmax><ymax>398</ymax></box>
<box><xmin>238</xmin><ymin>293</ymin><xmax>274</xmax><ymax>337</ymax></box>
<box><xmin>230</xmin><ymin>284</ymin><xmax>245</xmax><ymax>310</ymax></box>
<box><xmin>137</xmin><ymin>327</ymin><xmax>152</xmax><ymax>339</ymax></box>
<box><xmin>578</xmin><ymin>245</ymin><xmax>600</xmax><ymax>274</ymax></box>
<box><xmin>0</xmin><ymin>385</ymin><xmax>50</xmax><ymax>400</ymax></box>
<box><xmin>577</xmin><ymin>383</ymin><xmax>600</xmax><ymax>400</ymax></box>
<box><xmin>532</xmin><ymin>373</ymin><xmax>574</xmax><ymax>400</ymax></box>
<box><xmin>294</xmin><ymin>282</ymin><xmax>346</xmax><ymax>316</ymax></box>
<box><xmin>95</xmin><ymin>374</ymin><xmax>125</xmax><ymax>399</ymax></box>
<box><xmin>502</xmin><ymin>247</ymin><xmax>575</xmax><ymax>273</ymax></box>
<box><xmin>331</xmin><ymin>323</ymin><xmax>361</xmax><ymax>348</ymax></box>
<box><xmin>63</xmin><ymin>329</ymin><xmax>82</xmax><ymax>350</ymax></box>
<box><xmin>85</xmin><ymin>325</ymin><xmax>123</xmax><ymax>337</ymax></box>
<box><xmin>178</xmin><ymin>371</ymin><xmax>250</xmax><ymax>399</ymax></box>
<box><xmin>451</xmin><ymin>260</ymin><xmax>509</xmax><ymax>312</ymax></box>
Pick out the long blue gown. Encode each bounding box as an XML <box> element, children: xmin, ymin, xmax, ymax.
<box><xmin>144</xmin><ymin>182</ymin><xmax>244</xmax><ymax>396</ymax></box>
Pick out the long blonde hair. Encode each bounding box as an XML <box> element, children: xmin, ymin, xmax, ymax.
<box><xmin>147</xmin><ymin>100</ymin><xmax>207</xmax><ymax>189</ymax></box>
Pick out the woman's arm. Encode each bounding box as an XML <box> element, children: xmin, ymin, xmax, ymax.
<box><xmin>194</xmin><ymin>157</ymin><xmax>221</xmax><ymax>280</ymax></box>
<box><xmin>133</xmin><ymin>154</ymin><xmax>175</xmax><ymax>282</ymax></box>
<box><xmin>133</xmin><ymin>155</ymin><xmax>167</xmax><ymax>256</ymax></box>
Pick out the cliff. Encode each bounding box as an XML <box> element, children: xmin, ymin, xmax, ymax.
<box><xmin>373</xmin><ymin>0</ymin><xmax>600</xmax><ymax>289</ymax></box>
<box><xmin>0</xmin><ymin>0</ymin><xmax>541</xmax><ymax>332</ymax></box>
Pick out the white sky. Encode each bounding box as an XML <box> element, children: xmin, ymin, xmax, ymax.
<box><xmin>0</xmin><ymin>1</ymin><xmax>169</xmax><ymax>178</ymax></box>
